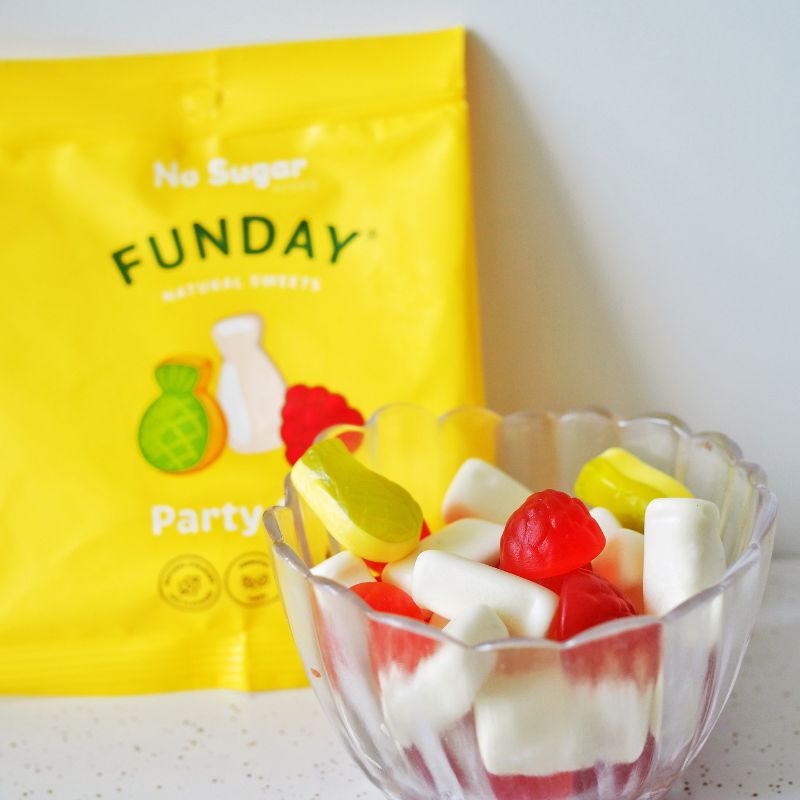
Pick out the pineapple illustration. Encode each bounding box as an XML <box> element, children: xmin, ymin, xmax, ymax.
<box><xmin>138</xmin><ymin>358</ymin><xmax>227</xmax><ymax>474</ymax></box>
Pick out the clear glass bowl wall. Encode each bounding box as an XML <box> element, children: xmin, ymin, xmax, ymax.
<box><xmin>265</xmin><ymin>407</ymin><xmax>777</xmax><ymax>800</ymax></box>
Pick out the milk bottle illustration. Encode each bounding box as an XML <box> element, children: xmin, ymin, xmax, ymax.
<box><xmin>211</xmin><ymin>313</ymin><xmax>286</xmax><ymax>453</ymax></box>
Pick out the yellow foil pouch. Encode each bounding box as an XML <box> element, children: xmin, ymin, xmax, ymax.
<box><xmin>0</xmin><ymin>29</ymin><xmax>482</xmax><ymax>694</ymax></box>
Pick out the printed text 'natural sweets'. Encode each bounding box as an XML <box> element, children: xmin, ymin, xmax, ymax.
<box><xmin>0</xmin><ymin>28</ymin><xmax>482</xmax><ymax>694</ymax></box>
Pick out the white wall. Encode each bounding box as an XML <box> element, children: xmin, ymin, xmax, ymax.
<box><xmin>3</xmin><ymin>1</ymin><xmax>798</xmax><ymax>554</ymax></box>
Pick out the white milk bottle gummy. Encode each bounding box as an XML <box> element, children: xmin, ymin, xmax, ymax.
<box><xmin>211</xmin><ymin>313</ymin><xmax>286</xmax><ymax>453</ymax></box>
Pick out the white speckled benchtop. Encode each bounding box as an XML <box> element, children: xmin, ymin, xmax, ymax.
<box><xmin>0</xmin><ymin>558</ymin><xmax>798</xmax><ymax>800</ymax></box>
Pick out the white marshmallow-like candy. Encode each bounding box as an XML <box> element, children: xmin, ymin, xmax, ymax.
<box><xmin>443</xmin><ymin>603</ymin><xmax>509</xmax><ymax>645</ymax></box>
<box><xmin>590</xmin><ymin>506</ymin><xmax>621</xmax><ymax>536</ymax></box>
<box><xmin>441</xmin><ymin>458</ymin><xmax>530</xmax><ymax>525</ymax></box>
<box><xmin>382</xmin><ymin>518</ymin><xmax>503</xmax><ymax>595</ymax></box>
<box><xmin>643</xmin><ymin>498</ymin><xmax>726</xmax><ymax>616</ymax></box>
<box><xmin>477</xmin><ymin>664</ymin><xmax>573</xmax><ymax>775</ymax></box>
<box><xmin>475</xmin><ymin>663</ymin><xmax>653</xmax><ymax>776</ymax></box>
<box><xmin>310</xmin><ymin>550</ymin><xmax>375</xmax><ymax>588</ymax></box>
<box><xmin>381</xmin><ymin>604</ymin><xmax>508</xmax><ymax>746</ymax></box>
<box><xmin>592</xmin><ymin>527</ymin><xmax>645</xmax><ymax>613</ymax></box>
<box><xmin>412</xmin><ymin>550</ymin><xmax>558</xmax><ymax>638</ymax></box>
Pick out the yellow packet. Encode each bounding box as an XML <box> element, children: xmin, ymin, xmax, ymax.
<box><xmin>0</xmin><ymin>29</ymin><xmax>482</xmax><ymax>694</ymax></box>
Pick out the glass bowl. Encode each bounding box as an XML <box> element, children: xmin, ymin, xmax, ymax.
<box><xmin>263</xmin><ymin>406</ymin><xmax>777</xmax><ymax>800</ymax></box>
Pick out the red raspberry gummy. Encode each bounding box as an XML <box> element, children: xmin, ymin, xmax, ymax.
<box><xmin>350</xmin><ymin>582</ymin><xmax>427</xmax><ymax>622</ymax></box>
<box><xmin>499</xmin><ymin>489</ymin><xmax>605</xmax><ymax>581</ymax></box>
<box><xmin>354</xmin><ymin>582</ymin><xmax>435</xmax><ymax>675</ymax></box>
<box><xmin>549</xmin><ymin>568</ymin><xmax>636</xmax><ymax>641</ymax></box>
<box><xmin>280</xmin><ymin>384</ymin><xmax>364</xmax><ymax>465</ymax></box>
<box><xmin>367</xmin><ymin>618</ymin><xmax>439</xmax><ymax>676</ymax></box>
<box><xmin>535</xmin><ymin>562</ymin><xmax>593</xmax><ymax>594</ymax></box>
<box><xmin>486</xmin><ymin>771</ymin><xmax>573</xmax><ymax>800</ymax></box>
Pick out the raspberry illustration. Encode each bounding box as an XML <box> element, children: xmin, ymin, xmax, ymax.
<box><xmin>499</xmin><ymin>489</ymin><xmax>606</xmax><ymax>581</ymax></box>
<box><xmin>280</xmin><ymin>384</ymin><xmax>364</xmax><ymax>465</ymax></box>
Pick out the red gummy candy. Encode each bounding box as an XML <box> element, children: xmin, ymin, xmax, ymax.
<box><xmin>486</xmin><ymin>771</ymin><xmax>573</xmax><ymax>800</ymax></box>
<box><xmin>549</xmin><ymin>568</ymin><xmax>636</xmax><ymax>641</ymax></box>
<box><xmin>368</xmin><ymin>618</ymin><xmax>439</xmax><ymax>675</ymax></box>
<box><xmin>280</xmin><ymin>384</ymin><xmax>364</xmax><ymax>465</ymax></box>
<box><xmin>535</xmin><ymin>562</ymin><xmax>593</xmax><ymax>594</ymax></box>
<box><xmin>499</xmin><ymin>490</ymin><xmax>605</xmax><ymax>581</ymax></box>
<box><xmin>356</xmin><ymin>582</ymin><xmax>436</xmax><ymax>675</ymax></box>
<box><xmin>364</xmin><ymin>520</ymin><xmax>431</xmax><ymax>578</ymax></box>
<box><xmin>562</xmin><ymin>621</ymin><xmax>661</xmax><ymax>688</ymax></box>
<box><xmin>350</xmin><ymin>582</ymin><xmax>427</xmax><ymax>622</ymax></box>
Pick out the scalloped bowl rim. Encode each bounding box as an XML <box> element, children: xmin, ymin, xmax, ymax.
<box><xmin>265</xmin><ymin>405</ymin><xmax>778</xmax><ymax>654</ymax></box>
